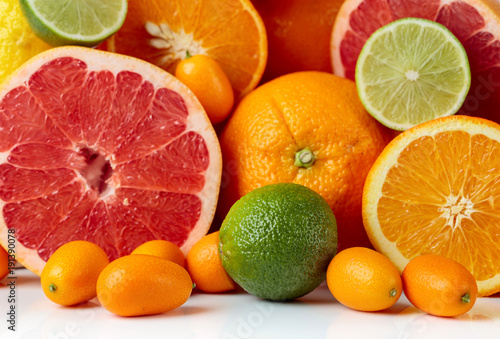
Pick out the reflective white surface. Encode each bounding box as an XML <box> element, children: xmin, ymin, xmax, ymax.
<box><xmin>1</xmin><ymin>269</ymin><xmax>500</xmax><ymax>339</ymax></box>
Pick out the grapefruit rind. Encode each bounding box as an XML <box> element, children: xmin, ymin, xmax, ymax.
<box><xmin>362</xmin><ymin>115</ymin><xmax>500</xmax><ymax>296</ymax></box>
<box><xmin>355</xmin><ymin>18</ymin><xmax>471</xmax><ymax>131</ymax></box>
<box><xmin>0</xmin><ymin>46</ymin><xmax>222</xmax><ymax>276</ymax></box>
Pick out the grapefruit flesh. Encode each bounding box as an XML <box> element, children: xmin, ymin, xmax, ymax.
<box><xmin>332</xmin><ymin>0</ymin><xmax>500</xmax><ymax>123</ymax></box>
<box><xmin>0</xmin><ymin>47</ymin><xmax>222</xmax><ymax>275</ymax></box>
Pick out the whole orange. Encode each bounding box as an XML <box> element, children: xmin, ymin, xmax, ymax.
<box><xmin>0</xmin><ymin>246</ymin><xmax>8</xmax><ymax>280</ymax></box>
<box><xmin>40</xmin><ymin>241</ymin><xmax>109</xmax><ymax>306</ymax></box>
<box><xmin>326</xmin><ymin>247</ymin><xmax>402</xmax><ymax>312</ymax></box>
<box><xmin>218</xmin><ymin>71</ymin><xmax>392</xmax><ymax>251</ymax></box>
<box><xmin>186</xmin><ymin>231</ymin><xmax>235</xmax><ymax>293</ymax></box>
<box><xmin>175</xmin><ymin>54</ymin><xmax>234</xmax><ymax>125</ymax></box>
<box><xmin>131</xmin><ymin>240</ymin><xmax>185</xmax><ymax>267</ymax></box>
<box><xmin>402</xmin><ymin>254</ymin><xmax>478</xmax><ymax>317</ymax></box>
<box><xmin>252</xmin><ymin>0</ymin><xmax>345</xmax><ymax>81</ymax></box>
<box><xmin>97</xmin><ymin>254</ymin><xmax>192</xmax><ymax>316</ymax></box>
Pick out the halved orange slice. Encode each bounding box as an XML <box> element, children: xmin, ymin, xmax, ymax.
<box><xmin>103</xmin><ymin>0</ymin><xmax>267</xmax><ymax>99</ymax></box>
<box><xmin>363</xmin><ymin>115</ymin><xmax>500</xmax><ymax>296</ymax></box>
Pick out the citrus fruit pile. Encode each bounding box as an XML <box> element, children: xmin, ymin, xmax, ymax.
<box><xmin>1</xmin><ymin>0</ymin><xmax>500</xmax><ymax>323</ymax></box>
<box><xmin>218</xmin><ymin>71</ymin><xmax>392</xmax><ymax>252</ymax></box>
<box><xmin>40</xmin><ymin>236</ymin><xmax>235</xmax><ymax>316</ymax></box>
<box><xmin>41</xmin><ymin>240</ymin><xmax>194</xmax><ymax>316</ymax></box>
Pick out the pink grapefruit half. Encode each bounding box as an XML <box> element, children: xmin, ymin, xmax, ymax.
<box><xmin>0</xmin><ymin>46</ymin><xmax>222</xmax><ymax>275</ymax></box>
<box><xmin>331</xmin><ymin>0</ymin><xmax>500</xmax><ymax>124</ymax></box>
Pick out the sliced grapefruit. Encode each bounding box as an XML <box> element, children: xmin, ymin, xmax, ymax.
<box><xmin>331</xmin><ymin>0</ymin><xmax>500</xmax><ymax>123</ymax></box>
<box><xmin>102</xmin><ymin>0</ymin><xmax>267</xmax><ymax>99</ymax></box>
<box><xmin>0</xmin><ymin>46</ymin><xmax>222</xmax><ymax>276</ymax></box>
<box><xmin>363</xmin><ymin>115</ymin><xmax>500</xmax><ymax>297</ymax></box>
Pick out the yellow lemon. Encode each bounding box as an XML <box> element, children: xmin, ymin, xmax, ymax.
<box><xmin>0</xmin><ymin>0</ymin><xmax>51</xmax><ymax>84</ymax></box>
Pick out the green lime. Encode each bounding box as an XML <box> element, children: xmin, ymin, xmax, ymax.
<box><xmin>355</xmin><ymin>18</ymin><xmax>471</xmax><ymax>131</ymax></box>
<box><xmin>219</xmin><ymin>183</ymin><xmax>337</xmax><ymax>301</ymax></box>
<box><xmin>19</xmin><ymin>0</ymin><xmax>128</xmax><ymax>47</ymax></box>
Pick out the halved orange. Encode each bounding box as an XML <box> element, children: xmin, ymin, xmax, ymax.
<box><xmin>363</xmin><ymin>115</ymin><xmax>500</xmax><ymax>296</ymax></box>
<box><xmin>103</xmin><ymin>0</ymin><xmax>267</xmax><ymax>99</ymax></box>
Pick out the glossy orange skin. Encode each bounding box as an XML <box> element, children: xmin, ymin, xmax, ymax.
<box><xmin>219</xmin><ymin>72</ymin><xmax>393</xmax><ymax>251</ymax></box>
<box><xmin>40</xmin><ymin>241</ymin><xmax>109</xmax><ymax>306</ymax></box>
<box><xmin>0</xmin><ymin>246</ymin><xmax>8</xmax><ymax>280</ymax></box>
<box><xmin>175</xmin><ymin>54</ymin><xmax>234</xmax><ymax>125</ymax></box>
<box><xmin>252</xmin><ymin>0</ymin><xmax>345</xmax><ymax>81</ymax></box>
<box><xmin>97</xmin><ymin>254</ymin><xmax>192</xmax><ymax>316</ymax></box>
<box><xmin>402</xmin><ymin>254</ymin><xmax>478</xmax><ymax>317</ymax></box>
<box><xmin>327</xmin><ymin>247</ymin><xmax>402</xmax><ymax>311</ymax></box>
<box><xmin>186</xmin><ymin>231</ymin><xmax>235</xmax><ymax>293</ymax></box>
<box><xmin>131</xmin><ymin>240</ymin><xmax>185</xmax><ymax>267</ymax></box>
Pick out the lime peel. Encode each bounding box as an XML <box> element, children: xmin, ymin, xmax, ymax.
<box><xmin>219</xmin><ymin>183</ymin><xmax>337</xmax><ymax>301</ymax></box>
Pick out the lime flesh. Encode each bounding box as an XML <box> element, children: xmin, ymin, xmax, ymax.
<box><xmin>20</xmin><ymin>0</ymin><xmax>127</xmax><ymax>47</ymax></box>
<box><xmin>355</xmin><ymin>18</ymin><xmax>471</xmax><ymax>131</ymax></box>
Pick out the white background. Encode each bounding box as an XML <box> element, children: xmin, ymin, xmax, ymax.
<box><xmin>2</xmin><ymin>269</ymin><xmax>500</xmax><ymax>339</ymax></box>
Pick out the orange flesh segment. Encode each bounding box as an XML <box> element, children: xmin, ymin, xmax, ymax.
<box><xmin>111</xmin><ymin>0</ymin><xmax>266</xmax><ymax>98</ymax></box>
<box><xmin>378</xmin><ymin>130</ymin><xmax>500</xmax><ymax>281</ymax></box>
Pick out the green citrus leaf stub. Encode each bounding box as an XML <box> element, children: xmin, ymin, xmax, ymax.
<box><xmin>294</xmin><ymin>148</ymin><xmax>315</xmax><ymax>168</ymax></box>
<box><xmin>49</xmin><ymin>283</ymin><xmax>57</xmax><ymax>293</ymax></box>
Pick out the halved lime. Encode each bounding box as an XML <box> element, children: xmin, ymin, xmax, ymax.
<box><xmin>19</xmin><ymin>0</ymin><xmax>128</xmax><ymax>47</ymax></box>
<box><xmin>355</xmin><ymin>18</ymin><xmax>471</xmax><ymax>131</ymax></box>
